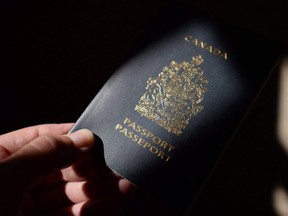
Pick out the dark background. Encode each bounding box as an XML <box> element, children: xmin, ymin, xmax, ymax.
<box><xmin>1</xmin><ymin>0</ymin><xmax>288</xmax><ymax>215</ymax></box>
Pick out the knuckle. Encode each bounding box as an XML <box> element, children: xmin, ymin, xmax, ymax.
<box><xmin>31</xmin><ymin>135</ymin><xmax>72</xmax><ymax>153</ymax></box>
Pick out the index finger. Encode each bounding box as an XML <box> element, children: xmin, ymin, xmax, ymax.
<box><xmin>0</xmin><ymin>123</ymin><xmax>74</xmax><ymax>155</ymax></box>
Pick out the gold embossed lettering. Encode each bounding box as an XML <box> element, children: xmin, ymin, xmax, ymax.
<box><xmin>160</xmin><ymin>140</ymin><xmax>168</xmax><ymax>149</ymax></box>
<box><xmin>146</xmin><ymin>131</ymin><xmax>154</xmax><ymax>138</ymax></box>
<box><xmin>168</xmin><ymin>144</ymin><xmax>175</xmax><ymax>152</ymax></box>
<box><xmin>191</xmin><ymin>38</ymin><xmax>198</xmax><ymax>46</ymax></box>
<box><xmin>119</xmin><ymin>128</ymin><xmax>128</xmax><ymax>136</ymax></box>
<box><xmin>115</xmin><ymin>120</ymin><xmax>175</xmax><ymax>162</ymax></box>
<box><xmin>205</xmin><ymin>45</ymin><xmax>213</xmax><ymax>53</ymax></box>
<box><xmin>128</xmin><ymin>122</ymin><xmax>136</xmax><ymax>129</ymax></box>
<box><xmin>185</xmin><ymin>36</ymin><xmax>192</xmax><ymax>42</ymax></box>
<box><xmin>123</xmin><ymin>117</ymin><xmax>131</xmax><ymax>124</ymax></box>
<box><xmin>167</xmin><ymin>144</ymin><xmax>175</xmax><ymax>152</ymax></box>
<box><xmin>143</xmin><ymin>142</ymin><xmax>151</xmax><ymax>148</ymax></box>
<box><xmin>137</xmin><ymin>138</ymin><xmax>145</xmax><ymax>146</ymax></box>
<box><xmin>136</xmin><ymin>125</ymin><xmax>142</xmax><ymax>133</ymax></box>
<box><xmin>165</xmin><ymin>155</ymin><xmax>172</xmax><ymax>162</ymax></box>
<box><xmin>150</xmin><ymin>146</ymin><xmax>158</xmax><ymax>154</ymax></box>
<box><xmin>198</xmin><ymin>41</ymin><xmax>207</xmax><ymax>49</ymax></box>
<box><xmin>132</xmin><ymin>134</ymin><xmax>139</xmax><ymax>142</ymax></box>
<box><xmin>115</xmin><ymin>124</ymin><xmax>123</xmax><ymax>130</ymax></box>
<box><xmin>141</xmin><ymin>128</ymin><xmax>148</xmax><ymax>136</ymax></box>
<box><xmin>220</xmin><ymin>52</ymin><xmax>228</xmax><ymax>60</ymax></box>
<box><xmin>152</xmin><ymin>136</ymin><xmax>161</xmax><ymax>144</ymax></box>
<box><xmin>127</xmin><ymin>131</ymin><xmax>133</xmax><ymax>139</ymax></box>
<box><xmin>158</xmin><ymin>151</ymin><xmax>165</xmax><ymax>160</ymax></box>
<box><xmin>213</xmin><ymin>48</ymin><xmax>221</xmax><ymax>55</ymax></box>
<box><xmin>185</xmin><ymin>35</ymin><xmax>228</xmax><ymax>60</ymax></box>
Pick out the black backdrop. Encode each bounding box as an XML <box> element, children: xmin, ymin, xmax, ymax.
<box><xmin>0</xmin><ymin>0</ymin><xmax>166</xmax><ymax>134</ymax></box>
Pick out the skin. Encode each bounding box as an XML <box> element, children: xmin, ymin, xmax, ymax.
<box><xmin>0</xmin><ymin>123</ymin><xmax>134</xmax><ymax>216</ymax></box>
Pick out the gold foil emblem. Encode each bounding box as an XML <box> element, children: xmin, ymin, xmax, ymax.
<box><xmin>135</xmin><ymin>55</ymin><xmax>208</xmax><ymax>136</ymax></box>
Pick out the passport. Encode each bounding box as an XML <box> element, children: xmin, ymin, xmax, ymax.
<box><xmin>70</xmin><ymin>2</ymin><xmax>280</xmax><ymax>215</ymax></box>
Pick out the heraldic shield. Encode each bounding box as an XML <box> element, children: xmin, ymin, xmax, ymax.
<box><xmin>135</xmin><ymin>55</ymin><xmax>209</xmax><ymax>136</ymax></box>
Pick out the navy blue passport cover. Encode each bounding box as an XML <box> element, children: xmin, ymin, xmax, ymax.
<box><xmin>70</xmin><ymin>3</ymin><xmax>279</xmax><ymax>215</ymax></box>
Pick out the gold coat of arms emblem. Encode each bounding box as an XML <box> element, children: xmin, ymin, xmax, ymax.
<box><xmin>135</xmin><ymin>55</ymin><xmax>208</xmax><ymax>136</ymax></box>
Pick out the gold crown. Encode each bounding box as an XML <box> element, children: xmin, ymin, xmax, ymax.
<box><xmin>192</xmin><ymin>55</ymin><xmax>204</xmax><ymax>65</ymax></box>
<box><xmin>135</xmin><ymin>55</ymin><xmax>208</xmax><ymax>136</ymax></box>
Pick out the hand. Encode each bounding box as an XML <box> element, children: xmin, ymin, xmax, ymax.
<box><xmin>0</xmin><ymin>124</ymin><xmax>134</xmax><ymax>216</ymax></box>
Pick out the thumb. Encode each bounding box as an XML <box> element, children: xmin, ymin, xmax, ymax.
<box><xmin>0</xmin><ymin>129</ymin><xmax>95</xmax><ymax>186</ymax></box>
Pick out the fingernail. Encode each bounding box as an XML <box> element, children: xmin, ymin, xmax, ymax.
<box><xmin>66</xmin><ymin>129</ymin><xmax>95</xmax><ymax>152</ymax></box>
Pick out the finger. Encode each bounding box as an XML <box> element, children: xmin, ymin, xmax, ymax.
<box><xmin>31</xmin><ymin>182</ymin><xmax>72</xmax><ymax>211</ymax></box>
<box><xmin>64</xmin><ymin>179</ymin><xmax>120</xmax><ymax>203</ymax></box>
<box><xmin>31</xmin><ymin>181</ymin><xmax>91</xmax><ymax>211</ymax></box>
<box><xmin>61</xmin><ymin>155</ymin><xmax>109</xmax><ymax>182</ymax></box>
<box><xmin>32</xmin><ymin>170</ymin><xmax>64</xmax><ymax>190</ymax></box>
<box><xmin>0</xmin><ymin>123</ymin><xmax>74</xmax><ymax>155</ymax></box>
<box><xmin>15</xmin><ymin>129</ymin><xmax>93</xmax><ymax>170</ymax></box>
<box><xmin>61</xmin><ymin>165</ymin><xmax>86</xmax><ymax>182</ymax></box>
<box><xmin>32</xmin><ymin>180</ymin><xmax>116</xmax><ymax>211</ymax></box>
<box><xmin>65</xmin><ymin>181</ymin><xmax>89</xmax><ymax>203</ymax></box>
<box><xmin>65</xmin><ymin>179</ymin><xmax>121</xmax><ymax>201</ymax></box>
<box><xmin>30</xmin><ymin>150</ymin><xmax>109</xmax><ymax>191</ymax></box>
<box><xmin>62</xmin><ymin>159</ymin><xmax>136</xmax><ymax>198</ymax></box>
<box><xmin>62</xmin><ymin>169</ymin><xmax>124</xmax><ymax>201</ymax></box>
<box><xmin>78</xmin><ymin>200</ymin><xmax>122</xmax><ymax>216</ymax></box>
<box><xmin>0</xmin><ymin>145</ymin><xmax>10</xmax><ymax>160</ymax></box>
<box><xmin>46</xmin><ymin>200</ymin><xmax>122</xmax><ymax>216</ymax></box>
<box><xmin>118</xmin><ymin>178</ymin><xmax>136</xmax><ymax>197</ymax></box>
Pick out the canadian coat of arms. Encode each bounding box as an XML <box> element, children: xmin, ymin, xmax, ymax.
<box><xmin>135</xmin><ymin>55</ymin><xmax>208</xmax><ymax>136</ymax></box>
